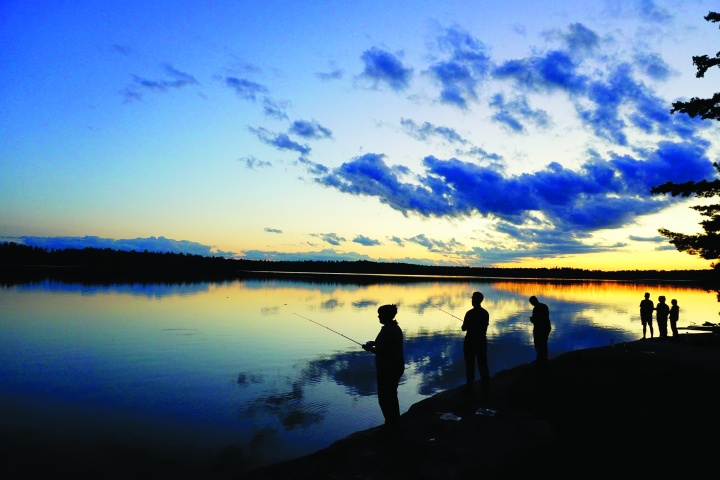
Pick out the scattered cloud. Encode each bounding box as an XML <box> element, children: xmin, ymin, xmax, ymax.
<box><xmin>488</xmin><ymin>93</ymin><xmax>551</xmax><ymax>133</ymax></box>
<box><xmin>289</xmin><ymin>119</ymin><xmax>333</xmax><ymax>140</ymax></box>
<box><xmin>225</xmin><ymin>77</ymin><xmax>268</xmax><ymax>101</ymax></box>
<box><xmin>426</xmin><ymin>26</ymin><xmax>492</xmax><ymax>108</ymax></box>
<box><xmin>359</xmin><ymin>47</ymin><xmax>413</xmax><ymax>91</ymax></box>
<box><xmin>400</xmin><ymin>118</ymin><xmax>467</xmax><ymax>144</ymax></box>
<box><xmin>241</xmin><ymin>155</ymin><xmax>272</xmax><ymax>169</ymax></box>
<box><xmin>313</xmin><ymin>140</ymin><xmax>715</xmax><ymax>246</ymax></box>
<box><xmin>4</xmin><ymin>236</ymin><xmax>235</xmax><ymax>257</ymax></box>
<box><xmin>123</xmin><ymin>64</ymin><xmax>199</xmax><ymax>101</ymax></box>
<box><xmin>629</xmin><ymin>235</ymin><xmax>666</xmax><ymax>242</ymax></box>
<box><xmin>353</xmin><ymin>235</ymin><xmax>381</xmax><ymax>246</ymax></box>
<box><xmin>248</xmin><ymin>127</ymin><xmax>311</xmax><ymax>156</ymax></box>
<box><xmin>310</xmin><ymin>232</ymin><xmax>346</xmax><ymax>246</ymax></box>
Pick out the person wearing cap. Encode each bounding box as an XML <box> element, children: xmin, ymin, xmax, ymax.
<box><xmin>461</xmin><ymin>291</ymin><xmax>490</xmax><ymax>396</ymax></box>
<box><xmin>362</xmin><ymin>304</ymin><xmax>405</xmax><ymax>429</ymax></box>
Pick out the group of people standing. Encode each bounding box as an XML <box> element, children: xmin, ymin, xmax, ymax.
<box><xmin>362</xmin><ymin>291</ymin><xmax>683</xmax><ymax>429</ymax></box>
<box><xmin>639</xmin><ymin>292</ymin><xmax>680</xmax><ymax>339</ymax></box>
<box><xmin>362</xmin><ymin>292</ymin><xmax>551</xmax><ymax>429</ymax></box>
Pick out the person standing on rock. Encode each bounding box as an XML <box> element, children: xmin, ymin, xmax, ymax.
<box><xmin>640</xmin><ymin>292</ymin><xmax>655</xmax><ymax>339</ymax></box>
<box><xmin>656</xmin><ymin>296</ymin><xmax>670</xmax><ymax>338</ymax></box>
<box><xmin>362</xmin><ymin>304</ymin><xmax>405</xmax><ymax>430</ymax></box>
<box><xmin>529</xmin><ymin>296</ymin><xmax>551</xmax><ymax>365</ymax></box>
<box><xmin>461</xmin><ymin>291</ymin><xmax>490</xmax><ymax>396</ymax></box>
<box><xmin>669</xmin><ymin>299</ymin><xmax>680</xmax><ymax>338</ymax></box>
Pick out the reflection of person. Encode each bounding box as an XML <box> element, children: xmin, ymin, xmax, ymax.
<box><xmin>461</xmin><ymin>291</ymin><xmax>490</xmax><ymax>396</ymax></box>
<box><xmin>362</xmin><ymin>304</ymin><xmax>405</xmax><ymax>429</ymax></box>
<box><xmin>656</xmin><ymin>296</ymin><xmax>670</xmax><ymax>338</ymax></box>
<box><xmin>669</xmin><ymin>299</ymin><xmax>680</xmax><ymax>338</ymax></box>
<box><xmin>529</xmin><ymin>296</ymin><xmax>551</xmax><ymax>365</ymax></box>
<box><xmin>639</xmin><ymin>292</ymin><xmax>655</xmax><ymax>339</ymax></box>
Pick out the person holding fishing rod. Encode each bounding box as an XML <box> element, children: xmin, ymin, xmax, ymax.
<box><xmin>462</xmin><ymin>291</ymin><xmax>491</xmax><ymax>396</ymax></box>
<box><xmin>362</xmin><ymin>304</ymin><xmax>405</xmax><ymax>431</ymax></box>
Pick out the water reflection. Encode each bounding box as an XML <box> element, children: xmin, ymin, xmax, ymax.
<box><xmin>1</xmin><ymin>274</ymin><xmax>718</xmax><ymax>477</ymax></box>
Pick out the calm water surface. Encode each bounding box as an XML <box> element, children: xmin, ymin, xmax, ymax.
<box><xmin>1</xmin><ymin>275</ymin><xmax>717</xmax><ymax>477</ymax></box>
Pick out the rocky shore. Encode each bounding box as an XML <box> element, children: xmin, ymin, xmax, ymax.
<box><xmin>240</xmin><ymin>333</ymin><xmax>720</xmax><ymax>479</ymax></box>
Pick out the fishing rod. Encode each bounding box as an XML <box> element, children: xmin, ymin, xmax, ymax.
<box><xmin>293</xmin><ymin>313</ymin><xmax>363</xmax><ymax>346</ymax></box>
<box><xmin>424</xmin><ymin>301</ymin><xmax>463</xmax><ymax>321</ymax></box>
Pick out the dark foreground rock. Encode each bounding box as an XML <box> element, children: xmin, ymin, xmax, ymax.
<box><xmin>240</xmin><ymin>333</ymin><xmax>720</xmax><ymax>479</ymax></box>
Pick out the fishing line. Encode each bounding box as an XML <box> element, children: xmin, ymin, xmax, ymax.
<box><xmin>293</xmin><ymin>313</ymin><xmax>363</xmax><ymax>346</ymax></box>
<box><xmin>424</xmin><ymin>301</ymin><xmax>463</xmax><ymax>321</ymax></box>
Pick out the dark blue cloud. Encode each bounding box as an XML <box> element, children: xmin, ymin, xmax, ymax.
<box><xmin>264</xmin><ymin>228</ymin><xmax>283</xmax><ymax>234</ymax></box>
<box><xmin>124</xmin><ymin>65</ymin><xmax>198</xmax><ymax>101</ymax></box>
<box><xmin>492</xmin><ymin>22</ymin><xmax>706</xmax><ymax>147</ymax></box>
<box><xmin>297</xmin><ymin>157</ymin><xmax>329</xmax><ymax>175</ymax></box>
<box><xmin>7</xmin><ymin>236</ymin><xmax>234</xmax><ymax>257</ymax></box>
<box><xmin>262</xmin><ymin>98</ymin><xmax>289</xmax><ymax>120</ymax></box>
<box><xmin>353</xmin><ymin>235</ymin><xmax>380</xmax><ymax>246</ymax></box>
<box><xmin>289</xmin><ymin>120</ymin><xmax>333</xmax><ymax>140</ymax></box>
<box><xmin>310</xmin><ymin>233</ymin><xmax>346</xmax><ymax>246</ymax></box>
<box><xmin>133</xmin><ymin>65</ymin><xmax>198</xmax><ymax>91</ymax></box>
<box><xmin>388</xmin><ymin>236</ymin><xmax>405</xmax><ymax>247</ymax></box>
<box><xmin>560</xmin><ymin>23</ymin><xmax>600</xmax><ymax>52</ymax></box>
<box><xmin>313</xmin><ymin>140</ymin><xmax>715</xmax><ymax>235</ymax></box>
<box><xmin>316</xmin><ymin>68</ymin><xmax>344</xmax><ymax>81</ymax></box>
<box><xmin>225</xmin><ymin>77</ymin><xmax>268</xmax><ymax>101</ymax></box>
<box><xmin>426</xmin><ymin>27</ymin><xmax>491</xmax><ymax>108</ymax></box>
<box><xmin>400</xmin><ymin>118</ymin><xmax>467</xmax><ymax>144</ymax></box>
<box><xmin>637</xmin><ymin>0</ymin><xmax>672</xmax><ymax>23</ymax></box>
<box><xmin>494</xmin><ymin>49</ymin><xmax>588</xmax><ymax>94</ymax></box>
<box><xmin>488</xmin><ymin>93</ymin><xmax>550</xmax><ymax>133</ymax></box>
<box><xmin>634</xmin><ymin>52</ymin><xmax>673</xmax><ymax>80</ymax></box>
<box><xmin>359</xmin><ymin>47</ymin><xmax>413</xmax><ymax>91</ymax></box>
<box><xmin>241</xmin><ymin>155</ymin><xmax>272</xmax><ymax>169</ymax></box>
<box><xmin>405</xmin><ymin>234</ymin><xmax>463</xmax><ymax>254</ymax></box>
<box><xmin>248</xmin><ymin>127</ymin><xmax>311</xmax><ymax>155</ymax></box>
<box><xmin>316</xmin><ymin>153</ymin><xmax>456</xmax><ymax>216</ymax></box>
<box><xmin>457</xmin><ymin>146</ymin><xmax>504</xmax><ymax>165</ymax></box>
<box><xmin>629</xmin><ymin>235</ymin><xmax>665</xmax><ymax>242</ymax></box>
<box><xmin>240</xmin><ymin>249</ymin><xmax>374</xmax><ymax>262</ymax></box>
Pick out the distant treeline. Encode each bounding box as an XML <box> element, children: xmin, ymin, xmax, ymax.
<box><xmin>1</xmin><ymin>241</ymin><xmax>718</xmax><ymax>283</ymax></box>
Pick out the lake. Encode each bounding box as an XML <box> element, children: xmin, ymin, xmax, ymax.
<box><xmin>1</xmin><ymin>274</ymin><xmax>717</xmax><ymax>478</ymax></box>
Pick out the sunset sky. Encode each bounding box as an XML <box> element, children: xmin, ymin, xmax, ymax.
<box><xmin>2</xmin><ymin>0</ymin><xmax>719</xmax><ymax>270</ymax></box>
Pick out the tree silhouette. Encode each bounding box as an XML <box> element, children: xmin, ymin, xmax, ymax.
<box><xmin>651</xmin><ymin>11</ymin><xmax>720</xmax><ymax>275</ymax></box>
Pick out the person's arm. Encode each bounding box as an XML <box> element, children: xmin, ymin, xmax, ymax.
<box><xmin>461</xmin><ymin>311</ymin><xmax>470</xmax><ymax>331</ymax></box>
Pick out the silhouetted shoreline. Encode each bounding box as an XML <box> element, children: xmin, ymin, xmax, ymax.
<box><xmin>2</xmin><ymin>242</ymin><xmax>718</xmax><ymax>285</ymax></box>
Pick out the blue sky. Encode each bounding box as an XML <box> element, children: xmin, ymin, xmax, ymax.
<box><xmin>1</xmin><ymin>0</ymin><xmax>719</xmax><ymax>270</ymax></box>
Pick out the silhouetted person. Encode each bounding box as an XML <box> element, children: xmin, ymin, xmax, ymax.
<box><xmin>656</xmin><ymin>296</ymin><xmax>670</xmax><ymax>338</ymax></box>
<box><xmin>529</xmin><ymin>296</ymin><xmax>551</xmax><ymax>365</ymax></box>
<box><xmin>362</xmin><ymin>304</ymin><xmax>405</xmax><ymax>429</ymax></box>
<box><xmin>462</xmin><ymin>291</ymin><xmax>490</xmax><ymax>396</ymax></box>
<box><xmin>639</xmin><ymin>292</ymin><xmax>655</xmax><ymax>339</ymax></box>
<box><xmin>669</xmin><ymin>299</ymin><xmax>680</xmax><ymax>338</ymax></box>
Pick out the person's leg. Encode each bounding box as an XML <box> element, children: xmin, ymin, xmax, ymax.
<box><xmin>463</xmin><ymin>342</ymin><xmax>475</xmax><ymax>390</ymax></box>
<box><xmin>377</xmin><ymin>370</ymin><xmax>401</xmax><ymax>425</ymax></box>
<box><xmin>478</xmin><ymin>353</ymin><xmax>490</xmax><ymax>393</ymax></box>
<box><xmin>376</xmin><ymin>373</ymin><xmax>391</xmax><ymax>423</ymax></box>
<box><xmin>477</xmin><ymin>349</ymin><xmax>490</xmax><ymax>394</ymax></box>
<box><xmin>536</xmin><ymin>330</ymin><xmax>549</xmax><ymax>363</ymax></box>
